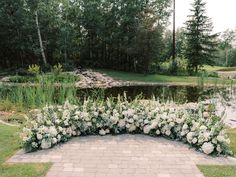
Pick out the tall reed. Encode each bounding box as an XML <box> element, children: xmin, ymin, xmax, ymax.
<box><xmin>0</xmin><ymin>74</ymin><xmax>78</xmax><ymax>110</ymax></box>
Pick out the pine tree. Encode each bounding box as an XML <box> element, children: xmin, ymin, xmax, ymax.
<box><xmin>184</xmin><ymin>0</ymin><xmax>218</xmax><ymax>73</ymax></box>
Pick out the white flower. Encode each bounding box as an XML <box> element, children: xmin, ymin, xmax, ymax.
<box><xmin>143</xmin><ymin>126</ymin><xmax>151</xmax><ymax>134</ymax></box>
<box><xmin>128</xmin><ymin>125</ymin><xmax>136</xmax><ymax>132</ymax></box>
<box><xmin>200</xmin><ymin>125</ymin><xmax>207</xmax><ymax>131</ymax></box>
<box><xmin>99</xmin><ymin>129</ymin><xmax>106</xmax><ymax>136</ymax></box>
<box><xmin>52</xmin><ymin>138</ymin><xmax>57</xmax><ymax>144</ymax></box>
<box><xmin>192</xmin><ymin>138</ymin><xmax>198</xmax><ymax>144</ymax></box>
<box><xmin>203</xmin><ymin>112</ymin><xmax>209</xmax><ymax>118</ymax></box>
<box><xmin>165</xmin><ymin>130</ymin><xmax>171</xmax><ymax>136</ymax></box>
<box><xmin>217</xmin><ymin>145</ymin><xmax>222</xmax><ymax>153</ymax></box>
<box><xmin>57</xmin><ymin>135</ymin><xmax>61</xmax><ymax>141</ymax></box>
<box><xmin>32</xmin><ymin>142</ymin><xmax>38</xmax><ymax>148</ymax></box>
<box><xmin>202</xmin><ymin>142</ymin><xmax>214</xmax><ymax>155</ymax></box>
<box><xmin>182</xmin><ymin>124</ymin><xmax>188</xmax><ymax>130</ymax></box>
<box><xmin>217</xmin><ymin>135</ymin><xmax>225</xmax><ymax>142</ymax></box>
<box><xmin>187</xmin><ymin>132</ymin><xmax>194</xmax><ymax>143</ymax></box>
<box><xmin>150</xmin><ymin>121</ymin><xmax>158</xmax><ymax>129</ymax></box>
<box><xmin>37</xmin><ymin>133</ymin><xmax>43</xmax><ymax>140</ymax></box>
<box><xmin>156</xmin><ymin>130</ymin><xmax>160</xmax><ymax>135</ymax></box>
<box><xmin>41</xmin><ymin>139</ymin><xmax>52</xmax><ymax>149</ymax></box>
<box><xmin>118</xmin><ymin>120</ymin><xmax>126</xmax><ymax>128</ymax></box>
<box><xmin>49</xmin><ymin>127</ymin><xmax>57</xmax><ymax>137</ymax></box>
<box><xmin>169</xmin><ymin>122</ymin><xmax>175</xmax><ymax>127</ymax></box>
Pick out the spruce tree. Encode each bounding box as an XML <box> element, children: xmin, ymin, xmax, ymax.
<box><xmin>184</xmin><ymin>0</ymin><xmax>218</xmax><ymax>73</ymax></box>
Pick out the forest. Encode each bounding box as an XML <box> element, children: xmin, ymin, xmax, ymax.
<box><xmin>0</xmin><ymin>0</ymin><xmax>236</xmax><ymax>74</ymax></box>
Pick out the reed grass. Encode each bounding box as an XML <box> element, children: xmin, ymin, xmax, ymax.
<box><xmin>0</xmin><ymin>74</ymin><xmax>78</xmax><ymax>111</ymax></box>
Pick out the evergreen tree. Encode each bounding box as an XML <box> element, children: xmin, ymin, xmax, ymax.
<box><xmin>184</xmin><ymin>0</ymin><xmax>218</xmax><ymax>73</ymax></box>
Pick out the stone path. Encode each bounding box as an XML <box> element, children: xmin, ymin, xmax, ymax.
<box><xmin>8</xmin><ymin>135</ymin><xmax>236</xmax><ymax>177</ymax></box>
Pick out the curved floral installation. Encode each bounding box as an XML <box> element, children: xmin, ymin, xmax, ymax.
<box><xmin>22</xmin><ymin>98</ymin><xmax>232</xmax><ymax>155</ymax></box>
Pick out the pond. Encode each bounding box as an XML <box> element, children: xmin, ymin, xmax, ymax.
<box><xmin>78</xmin><ymin>85</ymin><xmax>220</xmax><ymax>103</ymax></box>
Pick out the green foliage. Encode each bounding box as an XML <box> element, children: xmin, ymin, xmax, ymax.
<box><xmin>0</xmin><ymin>75</ymin><xmax>78</xmax><ymax>109</ymax></box>
<box><xmin>0</xmin><ymin>124</ymin><xmax>51</xmax><ymax>177</ymax></box>
<box><xmin>28</xmin><ymin>64</ymin><xmax>41</xmax><ymax>75</ymax></box>
<box><xmin>198</xmin><ymin>165</ymin><xmax>236</xmax><ymax>177</ymax></box>
<box><xmin>8</xmin><ymin>73</ymin><xmax>80</xmax><ymax>83</ymax></box>
<box><xmin>184</xmin><ymin>0</ymin><xmax>218</xmax><ymax>73</ymax></box>
<box><xmin>53</xmin><ymin>63</ymin><xmax>63</xmax><ymax>76</ymax></box>
<box><xmin>159</xmin><ymin>57</ymin><xmax>188</xmax><ymax>75</ymax></box>
<box><xmin>0</xmin><ymin>0</ymin><xmax>171</xmax><ymax>74</ymax></box>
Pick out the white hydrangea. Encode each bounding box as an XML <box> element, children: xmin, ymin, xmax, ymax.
<box><xmin>202</xmin><ymin>142</ymin><xmax>214</xmax><ymax>155</ymax></box>
<box><xmin>99</xmin><ymin>129</ymin><xmax>106</xmax><ymax>136</ymax></box>
<box><xmin>143</xmin><ymin>126</ymin><xmax>151</xmax><ymax>134</ymax></box>
<box><xmin>23</xmin><ymin>100</ymin><xmax>230</xmax><ymax>155</ymax></box>
<box><xmin>41</xmin><ymin>139</ymin><xmax>52</xmax><ymax>149</ymax></box>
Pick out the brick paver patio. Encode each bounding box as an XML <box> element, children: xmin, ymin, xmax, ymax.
<box><xmin>8</xmin><ymin>135</ymin><xmax>236</xmax><ymax>177</ymax></box>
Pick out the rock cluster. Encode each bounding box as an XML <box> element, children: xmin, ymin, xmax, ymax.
<box><xmin>75</xmin><ymin>69</ymin><xmax>123</xmax><ymax>88</ymax></box>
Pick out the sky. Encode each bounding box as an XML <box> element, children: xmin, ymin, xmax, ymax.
<box><xmin>170</xmin><ymin>0</ymin><xmax>236</xmax><ymax>33</ymax></box>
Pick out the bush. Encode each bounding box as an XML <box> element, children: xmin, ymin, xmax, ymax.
<box><xmin>53</xmin><ymin>63</ymin><xmax>63</xmax><ymax>76</ymax></box>
<box><xmin>22</xmin><ymin>99</ymin><xmax>232</xmax><ymax>155</ymax></box>
<box><xmin>160</xmin><ymin>57</ymin><xmax>188</xmax><ymax>75</ymax></box>
<box><xmin>28</xmin><ymin>64</ymin><xmax>41</xmax><ymax>75</ymax></box>
<box><xmin>7</xmin><ymin>73</ymin><xmax>80</xmax><ymax>83</ymax></box>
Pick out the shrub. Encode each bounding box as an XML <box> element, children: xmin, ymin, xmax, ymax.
<box><xmin>160</xmin><ymin>57</ymin><xmax>188</xmax><ymax>75</ymax></box>
<box><xmin>28</xmin><ymin>64</ymin><xmax>41</xmax><ymax>75</ymax></box>
<box><xmin>53</xmin><ymin>63</ymin><xmax>63</xmax><ymax>76</ymax></box>
<box><xmin>22</xmin><ymin>98</ymin><xmax>232</xmax><ymax>156</ymax></box>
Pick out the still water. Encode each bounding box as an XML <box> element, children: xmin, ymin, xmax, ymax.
<box><xmin>78</xmin><ymin>85</ymin><xmax>217</xmax><ymax>103</ymax></box>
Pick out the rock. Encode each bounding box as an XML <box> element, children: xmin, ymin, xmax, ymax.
<box><xmin>75</xmin><ymin>69</ymin><xmax>124</xmax><ymax>89</ymax></box>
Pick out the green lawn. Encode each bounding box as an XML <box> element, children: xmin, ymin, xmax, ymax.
<box><xmin>202</xmin><ymin>65</ymin><xmax>227</xmax><ymax>72</ymax></box>
<box><xmin>0</xmin><ymin>123</ymin><xmax>51</xmax><ymax>177</ymax></box>
<box><xmin>98</xmin><ymin>69</ymin><xmax>235</xmax><ymax>86</ymax></box>
<box><xmin>198</xmin><ymin>165</ymin><xmax>236</xmax><ymax>177</ymax></box>
<box><xmin>198</xmin><ymin>129</ymin><xmax>236</xmax><ymax>177</ymax></box>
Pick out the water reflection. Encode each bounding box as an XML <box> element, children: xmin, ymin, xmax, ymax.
<box><xmin>78</xmin><ymin>86</ymin><xmax>213</xmax><ymax>103</ymax></box>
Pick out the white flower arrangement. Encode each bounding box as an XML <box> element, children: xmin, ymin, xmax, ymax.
<box><xmin>22</xmin><ymin>98</ymin><xmax>232</xmax><ymax>155</ymax></box>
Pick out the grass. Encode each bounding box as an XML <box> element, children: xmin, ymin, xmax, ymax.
<box><xmin>0</xmin><ymin>123</ymin><xmax>51</xmax><ymax>177</ymax></box>
<box><xmin>198</xmin><ymin>129</ymin><xmax>236</xmax><ymax>177</ymax></box>
<box><xmin>202</xmin><ymin>65</ymin><xmax>228</xmax><ymax>72</ymax></box>
<box><xmin>198</xmin><ymin>165</ymin><xmax>236</xmax><ymax>177</ymax></box>
<box><xmin>7</xmin><ymin>73</ymin><xmax>80</xmax><ymax>83</ymax></box>
<box><xmin>0</xmin><ymin>74</ymin><xmax>78</xmax><ymax>111</ymax></box>
<box><xmin>228</xmin><ymin>129</ymin><xmax>236</xmax><ymax>154</ymax></box>
<box><xmin>98</xmin><ymin>69</ymin><xmax>235</xmax><ymax>86</ymax></box>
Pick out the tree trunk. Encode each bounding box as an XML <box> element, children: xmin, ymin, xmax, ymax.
<box><xmin>35</xmin><ymin>10</ymin><xmax>47</xmax><ymax>66</ymax></box>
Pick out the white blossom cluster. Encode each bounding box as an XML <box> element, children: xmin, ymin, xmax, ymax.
<box><xmin>22</xmin><ymin>98</ymin><xmax>232</xmax><ymax>155</ymax></box>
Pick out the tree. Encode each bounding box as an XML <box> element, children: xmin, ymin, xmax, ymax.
<box><xmin>184</xmin><ymin>0</ymin><xmax>218</xmax><ymax>73</ymax></box>
<box><xmin>220</xmin><ymin>29</ymin><xmax>236</xmax><ymax>66</ymax></box>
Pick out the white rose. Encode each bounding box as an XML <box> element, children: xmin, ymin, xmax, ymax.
<box><xmin>201</xmin><ymin>142</ymin><xmax>214</xmax><ymax>155</ymax></box>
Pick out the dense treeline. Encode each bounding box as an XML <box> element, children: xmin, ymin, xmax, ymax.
<box><xmin>0</xmin><ymin>0</ymin><xmax>171</xmax><ymax>73</ymax></box>
<box><xmin>0</xmin><ymin>0</ymin><xmax>236</xmax><ymax>74</ymax></box>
